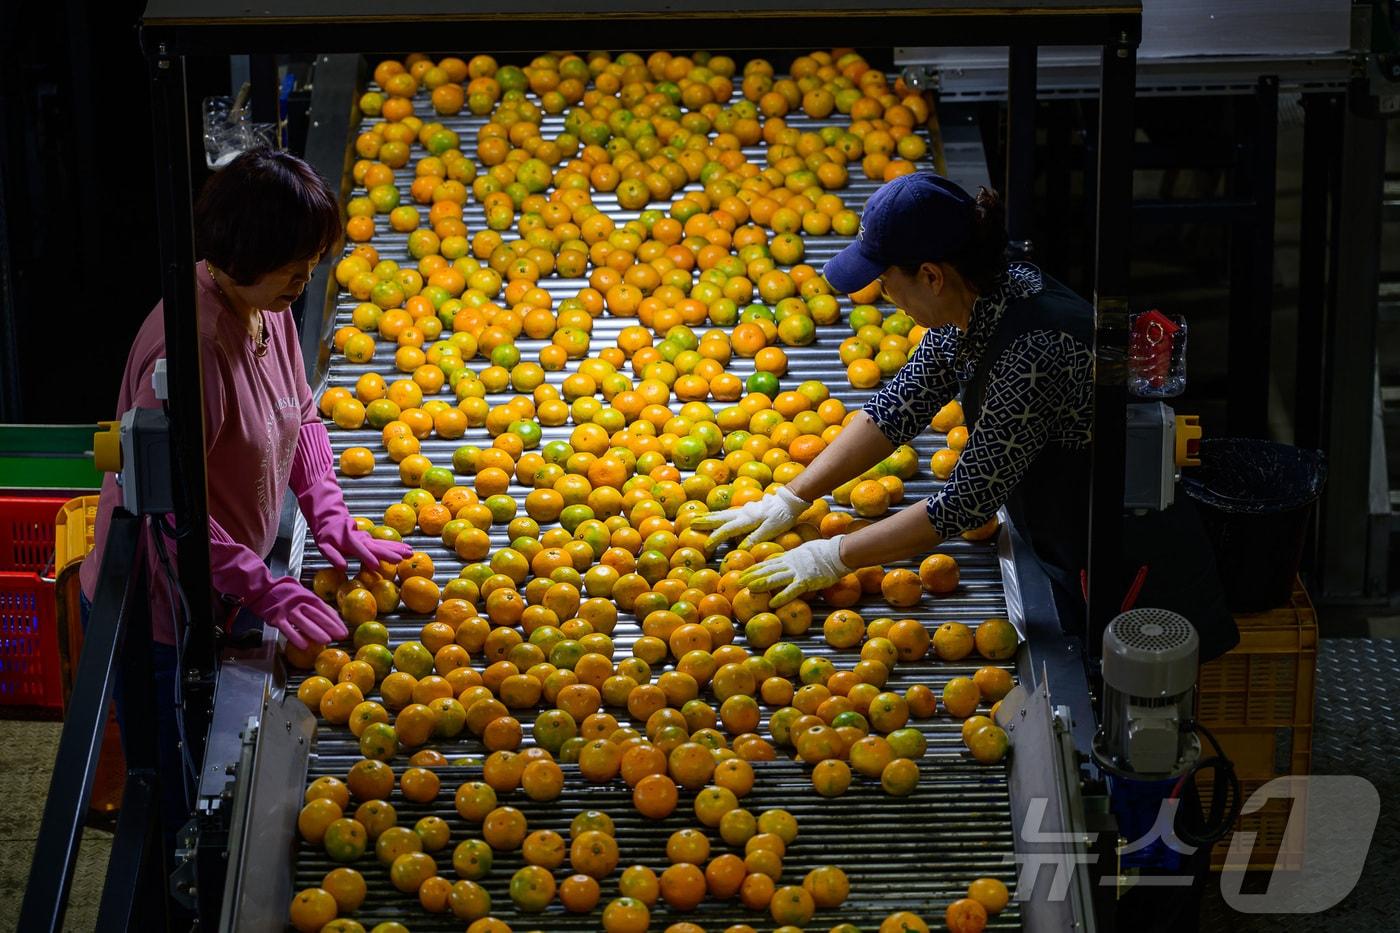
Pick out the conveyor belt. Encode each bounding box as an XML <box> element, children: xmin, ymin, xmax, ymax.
<box><xmin>291</xmin><ymin>66</ymin><xmax>1022</xmax><ymax>930</ymax></box>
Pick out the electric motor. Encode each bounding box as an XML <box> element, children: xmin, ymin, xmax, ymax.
<box><xmin>1092</xmin><ymin>608</ymin><xmax>1202</xmax><ymax>779</ymax></box>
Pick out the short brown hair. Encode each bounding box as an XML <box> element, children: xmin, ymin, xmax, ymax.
<box><xmin>194</xmin><ymin>148</ymin><xmax>339</xmax><ymax>285</ymax></box>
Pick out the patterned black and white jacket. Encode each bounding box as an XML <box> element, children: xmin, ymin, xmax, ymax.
<box><xmin>863</xmin><ymin>263</ymin><xmax>1094</xmax><ymax>538</ymax></box>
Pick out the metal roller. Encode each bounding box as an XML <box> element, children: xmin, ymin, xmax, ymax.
<box><xmin>288</xmin><ymin>75</ymin><xmax>1026</xmax><ymax>931</ymax></box>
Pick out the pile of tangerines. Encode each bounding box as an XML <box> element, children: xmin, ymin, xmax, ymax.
<box><xmin>288</xmin><ymin>48</ymin><xmax>1016</xmax><ymax>933</ymax></box>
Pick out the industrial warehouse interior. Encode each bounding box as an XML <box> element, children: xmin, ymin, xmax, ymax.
<box><xmin>2</xmin><ymin>1</ymin><xmax>1398</xmax><ymax>931</ymax></box>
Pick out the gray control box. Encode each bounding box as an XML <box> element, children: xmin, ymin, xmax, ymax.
<box><xmin>119</xmin><ymin>408</ymin><xmax>175</xmax><ymax>515</ymax></box>
<box><xmin>1125</xmin><ymin>401</ymin><xmax>1176</xmax><ymax>512</ymax></box>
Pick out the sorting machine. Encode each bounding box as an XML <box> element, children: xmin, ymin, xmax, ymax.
<box><xmin>281</xmin><ymin>74</ymin><xmax>1035</xmax><ymax>931</ymax></box>
<box><xmin>218</xmin><ymin>59</ymin><xmax>1098</xmax><ymax>933</ymax></box>
<box><xmin>21</xmin><ymin>3</ymin><xmax>1157</xmax><ymax>931</ymax></box>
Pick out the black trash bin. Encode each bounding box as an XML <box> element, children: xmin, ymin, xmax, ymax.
<box><xmin>1182</xmin><ymin>438</ymin><xmax>1327</xmax><ymax>613</ymax></box>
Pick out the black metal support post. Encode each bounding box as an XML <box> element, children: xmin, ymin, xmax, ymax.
<box><xmin>1042</xmin><ymin>101</ymin><xmax>1074</xmax><ymax>282</ymax></box>
<box><xmin>1319</xmin><ymin>96</ymin><xmax>1387</xmax><ymax>599</ymax></box>
<box><xmin>97</xmin><ymin>773</ymin><xmax>166</xmax><ymax>932</ymax></box>
<box><xmin>1226</xmin><ymin>76</ymin><xmax>1279</xmax><ymax>438</ymax></box>
<box><xmin>1078</xmin><ymin>104</ymin><xmax>1098</xmax><ymax>299</ymax></box>
<box><xmin>148</xmin><ymin>47</ymin><xmax>218</xmax><ymax>745</ymax></box>
<box><xmin>976</xmin><ymin>100</ymin><xmax>1005</xmax><ymax>200</ymax></box>
<box><xmin>1086</xmin><ymin>37</ymin><xmax>1136</xmax><ymax>658</ymax></box>
<box><xmin>97</xmin><ymin>557</ymin><xmax>169</xmax><ymax>933</ymax></box>
<box><xmin>1294</xmin><ymin>93</ymin><xmax>1342</xmax><ymax>452</ymax></box>
<box><xmin>19</xmin><ymin>512</ymin><xmax>155</xmax><ymax>931</ymax></box>
<box><xmin>249</xmin><ymin>52</ymin><xmax>279</xmax><ymax>125</ymax></box>
<box><xmin>1006</xmin><ymin>44</ymin><xmax>1037</xmax><ymax>260</ymax></box>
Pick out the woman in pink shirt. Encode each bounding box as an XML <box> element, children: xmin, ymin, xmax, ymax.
<box><xmin>81</xmin><ymin>148</ymin><xmax>408</xmax><ymax>846</ymax></box>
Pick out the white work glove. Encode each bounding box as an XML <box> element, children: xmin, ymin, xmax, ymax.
<box><xmin>738</xmin><ymin>535</ymin><xmax>850</xmax><ymax>609</ymax></box>
<box><xmin>690</xmin><ymin>486</ymin><xmax>810</xmax><ymax>549</ymax></box>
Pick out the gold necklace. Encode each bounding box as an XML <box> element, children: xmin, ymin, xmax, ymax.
<box><xmin>205</xmin><ymin>261</ymin><xmax>269</xmax><ymax>357</ymax></box>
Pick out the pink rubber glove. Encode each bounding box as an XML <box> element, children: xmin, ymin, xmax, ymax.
<box><xmin>291</xmin><ymin>421</ymin><xmax>412</xmax><ymax>573</ymax></box>
<box><xmin>208</xmin><ymin>519</ymin><xmax>347</xmax><ymax>649</ymax></box>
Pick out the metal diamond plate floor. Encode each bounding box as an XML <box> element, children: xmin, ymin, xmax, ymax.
<box><xmin>1199</xmin><ymin>637</ymin><xmax>1400</xmax><ymax>931</ymax></box>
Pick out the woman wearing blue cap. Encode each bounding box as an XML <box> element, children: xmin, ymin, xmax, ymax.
<box><xmin>695</xmin><ymin>170</ymin><xmax>1233</xmax><ymax>654</ymax></box>
<box><xmin>694</xmin><ymin>172</ymin><xmax>1235</xmax><ymax>929</ymax></box>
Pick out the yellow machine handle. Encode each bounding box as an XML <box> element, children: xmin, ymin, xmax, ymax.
<box><xmin>93</xmin><ymin>421</ymin><xmax>122</xmax><ymax>473</ymax></box>
<box><xmin>1175</xmin><ymin>415</ymin><xmax>1201</xmax><ymax>468</ymax></box>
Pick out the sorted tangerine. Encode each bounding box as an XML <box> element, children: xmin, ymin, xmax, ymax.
<box><xmin>933</xmin><ymin>621</ymin><xmax>975</xmax><ymax>661</ymax></box>
<box><xmin>570</xmin><ymin>828</ymin><xmax>620</xmax><ymax>879</ymax></box>
<box><xmin>660</xmin><ymin>862</ymin><xmax>707</xmax><ymax>911</ymax></box>
<box><xmin>811</xmin><ymin>758</ymin><xmax>852</xmax><ymax>797</ymax></box>
<box><xmin>974</xmin><ymin>617</ymin><xmax>1019</xmax><ymax>659</ymax></box>
<box><xmin>454</xmin><ymin>781</ymin><xmax>497</xmax><ymax>822</ymax></box>
<box><xmin>400</xmin><ymin>767</ymin><xmax>441</xmax><ymax>803</ymax></box>
<box><xmin>288</xmin><ymin>887</ymin><xmax>338</xmax><ymax>932</ymax></box>
<box><xmin>482</xmin><ymin>805</ymin><xmax>528</xmax><ymax>851</ymax></box>
<box><xmin>888</xmin><ymin>618</ymin><xmax>931</xmax><ymax>661</ymax></box>
<box><xmin>919</xmin><ymin>553</ymin><xmax>960</xmax><ymax>594</ymax></box>
<box><xmin>298</xmin><ymin>798</ymin><xmax>342</xmax><ymax>844</ymax></box>
<box><xmin>305</xmin><ymin>775</ymin><xmax>351</xmax><ymax>810</ymax></box>
<box><xmin>521</xmin><ymin>759</ymin><xmax>565</xmax><ymax>801</ymax></box>
<box><xmin>941</xmin><ymin>675</ymin><xmax>982</xmax><ymax>719</ymax></box>
<box><xmin>906</xmin><ymin>683</ymin><xmax>938</xmax><ymax>718</ymax></box>
<box><xmin>880</xmin><ymin>912</ymin><xmax>931</xmax><ymax>933</ymax></box>
<box><xmin>618</xmin><ymin>863</ymin><xmax>661</xmax><ymax>906</ymax></box>
<box><xmin>966</xmin><ymin>723</ymin><xmax>1010</xmax><ymax>764</ymax></box>
<box><xmin>322</xmin><ymin>867</ymin><xmax>366</xmax><ymax>914</ymax></box>
<box><xmin>346</xmin><ymin>759</ymin><xmax>395</xmax><ymax>803</ymax></box>
<box><xmin>769</xmin><ymin>884</ymin><xmax>816</xmax><ymax>926</ymax></box>
<box><xmin>974</xmin><ymin>666</ymin><xmax>1015</xmax><ymax>702</ymax></box>
<box><xmin>946</xmin><ymin>897</ymin><xmax>989</xmax><ymax>933</ymax></box>
<box><xmin>632</xmin><ymin>772</ymin><xmax>679</xmax><ymax>818</ymax></box>
<box><xmin>414</xmin><ymin>815</ymin><xmax>451</xmax><ymax>852</ymax></box>
<box><xmin>560</xmin><ymin>873</ymin><xmax>601</xmax><ymax>912</ymax></box>
<box><xmin>881</xmin><ymin>568</ymin><xmax>923</xmax><ymax>607</ymax></box>
<box><xmin>378</xmin><ymin>823</ymin><xmax>425</xmax><ymax>862</ymax></box>
<box><xmin>740</xmin><ymin>871</ymin><xmax>777</xmax><ymax>911</ymax></box>
<box><xmin>323</xmin><ymin>817</ymin><xmax>367</xmax><ymax>863</ymax></box>
<box><xmin>602</xmin><ymin>895</ymin><xmax>651</xmax><ymax>933</ymax></box>
<box><xmin>968</xmin><ymin>876</ymin><xmax>1010</xmax><ymax>914</ymax></box>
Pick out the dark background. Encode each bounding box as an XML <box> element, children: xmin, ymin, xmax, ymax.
<box><xmin>1</xmin><ymin>1</ymin><xmax>159</xmax><ymax>423</ymax></box>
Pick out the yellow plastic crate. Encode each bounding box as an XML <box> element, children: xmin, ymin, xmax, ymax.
<box><xmin>1197</xmin><ymin>579</ymin><xmax>1315</xmax><ymax>871</ymax></box>
<box><xmin>54</xmin><ymin>495</ymin><xmax>99</xmax><ymax>576</ymax></box>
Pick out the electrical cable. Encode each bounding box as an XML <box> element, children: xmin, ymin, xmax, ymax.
<box><xmin>1169</xmin><ymin>719</ymin><xmax>1242</xmax><ymax>847</ymax></box>
<box><xmin>152</xmin><ymin>515</ymin><xmax>200</xmax><ymax>802</ymax></box>
<box><xmin>152</xmin><ymin>519</ymin><xmax>198</xmax><ymax>790</ymax></box>
<box><xmin>156</xmin><ymin>398</ymin><xmax>203</xmax><ymax>797</ymax></box>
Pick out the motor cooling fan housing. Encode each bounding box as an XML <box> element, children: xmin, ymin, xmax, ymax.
<box><xmin>1092</xmin><ymin>609</ymin><xmax>1202</xmax><ymax>779</ymax></box>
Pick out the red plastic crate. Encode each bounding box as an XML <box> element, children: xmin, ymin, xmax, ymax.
<box><xmin>1</xmin><ymin>496</ymin><xmax>66</xmax><ymax>574</ymax></box>
<box><xmin>0</xmin><ymin>497</ymin><xmax>67</xmax><ymax>709</ymax></box>
<box><xmin>0</xmin><ymin>572</ymin><xmax>63</xmax><ymax>708</ymax></box>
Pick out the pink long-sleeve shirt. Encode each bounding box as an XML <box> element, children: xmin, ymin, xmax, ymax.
<box><xmin>80</xmin><ymin>262</ymin><xmax>316</xmax><ymax>644</ymax></box>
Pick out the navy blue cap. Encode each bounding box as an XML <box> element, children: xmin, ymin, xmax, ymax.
<box><xmin>822</xmin><ymin>171</ymin><xmax>976</xmax><ymax>294</ymax></box>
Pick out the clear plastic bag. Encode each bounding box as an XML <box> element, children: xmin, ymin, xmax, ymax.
<box><xmin>1128</xmin><ymin>310</ymin><xmax>1187</xmax><ymax>398</ymax></box>
<box><xmin>203</xmin><ymin>94</ymin><xmax>278</xmax><ymax>169</ymax></box>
